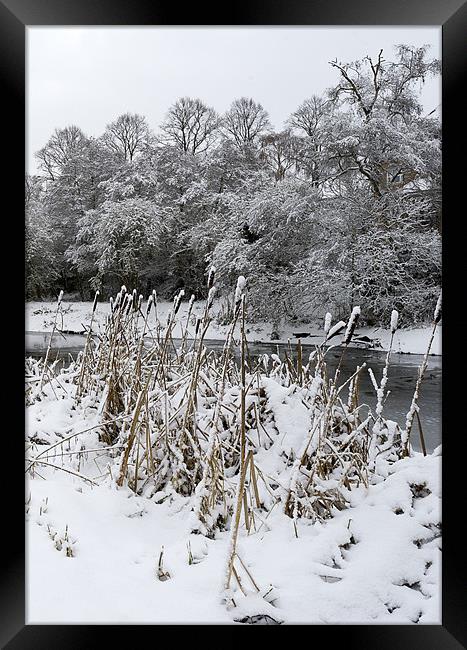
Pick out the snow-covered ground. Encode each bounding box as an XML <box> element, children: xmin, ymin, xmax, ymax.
<box><xmin>26</xmin><ymin>454</ymin><xmax>441</xmax><ymax>624</ymax></box>
<box><xmin>25</xmin><ymin>300</ymin><xmax>441</xmax><ymax>356</ymax></box>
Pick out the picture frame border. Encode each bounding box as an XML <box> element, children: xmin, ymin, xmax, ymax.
<box><xmin>2</xmin><ymin>0</ymin><xmax>465</xmax><ymax>644</ymax></box>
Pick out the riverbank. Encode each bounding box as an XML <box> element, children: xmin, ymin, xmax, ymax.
<box><xmin>26</xmin><ymin>300</ymin><xmax>441</xmax><ymax>356</ymax></box>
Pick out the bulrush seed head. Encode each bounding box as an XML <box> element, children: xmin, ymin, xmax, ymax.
<box><xmin>92</xmin><ymin>290</ymin><xmax>100</xmax><ymax>314</ymax></box>
<box><xmin>344</xmin><ymin>306</ymin><xmax>360</xmax><ymax>345</ymax></box>
<box><xmin>327</xmin><ymin>320</ymin><xmax>346</xmax><ymax>341</ymax></box>
<box><xmin>235</xmin><ymin>276</ymin><xmax>247</xmax><ymax>305</ymax></box>
<box><xmin>434</xmin><ymin>292</ymin><xmax>442</xmax><ymax>324</ymax></box>
<box><xmin>125</xmin><ymin>294</ymin><xmax>133</xmax><ymax>315</ymax></box>
<box><xmin>207</xmin><ymin>266</ymin><xmax>216</xmax><ymax>289</ymax></box>
<box><xmin>207</xmin><ymin>286</ymin><xmax>216</xmax><ymax>310</ymax></box>
<box><xmin>146</xmin><ymin>295</ymin><xmax>154</xmax><ymax>315</ymax></box>
<box><xmin>174</xmin><ymin>290</ymin><xmax>185</xmax><ymax>316</ymax></box>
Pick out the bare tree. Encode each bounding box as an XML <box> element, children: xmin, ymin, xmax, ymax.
<box><xmin>222</xmin><ymin>97</ymin><xmax>271</xmax><ymax>146</ymax></box>
<box><xmin>260</xmin><ymin>131</ymin><xmax>301</xmax><ymax>181</ymax></box>
<box><xmin>160</xmin><ymin>97</ymin><xmax>220</xmax><ymax>155</ymax></box>
<box><xmin>288</xmin><ymin>95</ymin><xmax>329</xmax><ymax>139</ymax></box>
<box><xmin>35</xmin><ymin>125</ymin><xmax>88</xmax><ymax>180</ymax></box>
<box><xmin>102</xmin><ymin>113</ymin><xmax>151</xmax><ymax>162</ymax></box>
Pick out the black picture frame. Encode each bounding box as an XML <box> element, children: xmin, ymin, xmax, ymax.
<box><xmin>2</xmin><ymin>0</ymin><xmax>466</xmax><ymax>645</ymax></box>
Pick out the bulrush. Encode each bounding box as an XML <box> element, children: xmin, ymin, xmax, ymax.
<box><xmin>26</xmin><ymin>281</ymin><xmax>438</xmax><ymax>614</ymax></box>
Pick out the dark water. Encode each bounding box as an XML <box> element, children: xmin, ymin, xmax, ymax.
<box><xmin>25</xmin><ymin>332</ymin><xmax>441</xmax><ymax>452</ymax></box>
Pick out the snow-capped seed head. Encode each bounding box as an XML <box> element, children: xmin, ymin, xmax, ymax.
<box><xmin>110</xmin><ymin>296</ymin><xmax>114</xmax><ymax>313</ymax></box>
<box><xmin>235</xmin><ymin>276</ymin><xmax>247</xmax><ymax>304</ymax></box>
<box><xmin>173</xmin><ymin>289</ymin><xmax>185</xmax><ymax>315</ymax></box>
<box><xmin>324</xmin><ymin>312</ymin><xmax>332</xmax><ymax>335</ymax></box>
<box><xmin>344</xmin><ymin>306</ymin><xmax>360</xmax><ymax>344</ymax></box>
<box><xmin>207</xmin><ymin>286</ymin><xmax>216</xmax><ymax>310</ymax></box>
<box><xmin>125</xmin><ymin>293</ymin><xmax>133</xmax><ymax>314</ymax></box>
<box><xmin>92</xmin><ymin>290</ymin><xmax>100</xmax><ymax>314</ymax></box>
<box><xmin>207</xmin><ymin>266</ymin><xmax>216</xmax><ymax>290</ymax></box>
<box><xmin>121</xmin><ymin>285</ymin><xmax>127</xmax><ymax>296</ymax></box>
<box><xmin>327</xmin><ymin>320</ymin><xmax>347</xmax><ymax>341</ymax></box>
<box><xmin>152</xmin><ymin>290</ymin><xmax>157</xmax><ymax>306</ymax></box>
<box><xmin>188</xmin><ymin>294</ymin><xmax>195</xmax><ymax>309</ymax></box>
<box><xmin>146</xmin><ymin>295</ymin><xmax>154</xmax><ymax>315</ymax></box>
<box><xmin>57</xmin><ymin>290</ymin><xmax>64</xmax><ymax>306</ymax></box>
<box><xmin>138</xmin><ymin>294</ymin><xmax>143</xmax><ymax>310</ymax></box>
<box><xmin>434</xmin><ymin>291</ymin><xmax>442</xmax><ymax>324</ymax></box>
<box><xmin>390</xmin><ymin>309</ymin><xmax>399</xmax><ymax>334</ymax></box>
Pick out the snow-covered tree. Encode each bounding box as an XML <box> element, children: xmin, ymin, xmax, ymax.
<box><xmin>35</xmin><ymin>125</ymin><xmax>88</xmax><ymax>181</ymax></box>
<box><xmin>291</xmin><ymin>190</ymin><xmax>441</xmax><ymax>324</ymax></box>
<box><xmin>25</xmin><ymin>175</ymin><xmax>59</xmax><ymax>299</ymax></box>
<box><xmin>70</xmin><ymin>198</ymin><xmax>164</xmax><ymax>293</ymax></box>
<box><xmin>27</xmin><ymin>43</ymin><xmax>441</xmax><ymax>325</ymax></box>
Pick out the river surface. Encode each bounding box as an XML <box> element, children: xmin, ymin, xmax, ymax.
<box><xmin>25</xmin><ymin>331</ymin><xmax>441</xmax><ymax>452</ymax></box>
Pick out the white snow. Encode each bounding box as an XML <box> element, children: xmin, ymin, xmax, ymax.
<box><xmin>26</xmin><ymin>452</ymin><xmax>441</xmax><ymax>624</ymax></box>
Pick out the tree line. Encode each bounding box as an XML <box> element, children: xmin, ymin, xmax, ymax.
<box><xmin>26</xmin><ymin>44</ymin><xmax>441</xmax><ymax>326</ymax></box>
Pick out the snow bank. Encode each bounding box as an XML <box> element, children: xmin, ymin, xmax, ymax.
<box><xmin>25</xmin><ymin>301</ymin><xmax>441</xmax><ymax>355</ymax></box>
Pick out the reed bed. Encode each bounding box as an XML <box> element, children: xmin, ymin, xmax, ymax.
<box><xmin>25</xmin><ymin>278</ymin><xmax>441</xmax><ymax>610</ymax></box>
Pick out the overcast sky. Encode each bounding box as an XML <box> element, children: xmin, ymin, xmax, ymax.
<box><xmin>27</xmin><ymin>26</ymin><xmax>441</xmax><ymax>174</ymax></box>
